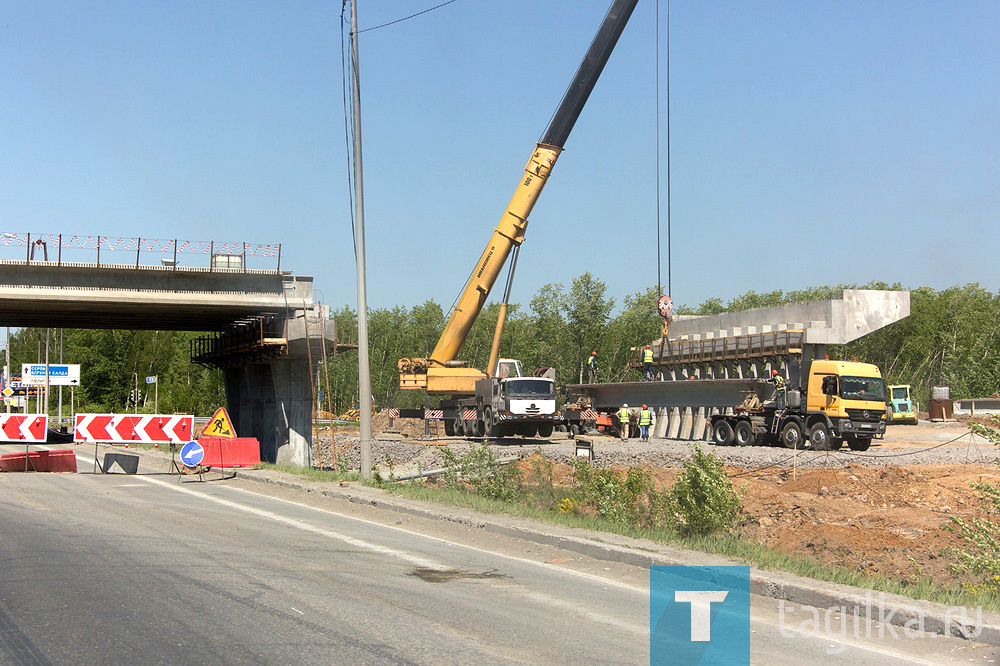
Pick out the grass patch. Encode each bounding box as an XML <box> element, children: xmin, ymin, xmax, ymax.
<box><xmin>256</xmin><ymin>463</ymin><xmax>363</xmax><ymax>483</ymax></box>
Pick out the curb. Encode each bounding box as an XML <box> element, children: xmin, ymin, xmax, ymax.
<box><xmin>229</xmin><ymin>467</ymin><xmax>1000</xmax><ymax>646</ymax></box>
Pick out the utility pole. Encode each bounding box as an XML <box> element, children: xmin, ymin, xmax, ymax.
<box><xmin>5</xmin><ymin>327</ymin><xmax>10</xmax><ymax>415</ymax></box>
<box><xmin>44</xmin><ymin>328</ymin><xmax>50</xmax><ymax>417</ymax></box>
<box><xmin>350</xmin><ymin>0</ymin><xmax>373</xmax><ymax>479</ymax></box>
<box><xmin>58</xmin><ymin>330</ymin><xmax>63</xmax><ymax>426</ymax></box>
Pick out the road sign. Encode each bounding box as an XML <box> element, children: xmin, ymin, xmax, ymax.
<box><xmin>200</xmin><ymin>407</ymin><xmax>236</xmax><ymax>439</ymax></box>
<box><xmin>0</xmin><ymin>414</ymin><xmax>48</xmax><ymax>442</ymax></box>
<box><xmin>146</xmin><ymin>376</ymin><xmax>157</xmax><ymax>384</ymax></box>
<box><xmin>180</xmin><ymin>441</ymin><xmax>205</xmax><ymax>466</ymax></box>
<box><xmin>1</xmin><ymin>387</ymin><xmax>12</xmax><ymax>398</ymax></box>
<box><xmin>74</xmin><ymin>414</ymin><xmax>193</xmax><ymax>443</ymax></box>
<box><xmin>21</xmin><ymin>364</ymin><xmax>81</xmax><ymax>386</ymax></box>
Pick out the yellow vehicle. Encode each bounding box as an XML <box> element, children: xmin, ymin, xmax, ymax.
<box><xmin>886</xmin><ymin>384</ymin><xmax>919</xmax><ymax>424</ymax></box>
<box><xmin>397</xmin><ymin>0</ymin><xmax>638</xmax><ymax>438</ymax></box>
<box><xmin>711</xmin><ymin>359</ymin><xmax>887</xmax><ymax>451</ymax></box>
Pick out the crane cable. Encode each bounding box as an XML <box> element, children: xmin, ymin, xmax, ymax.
<box><xmin>655</xmin><ymin>0</ymin><xmax>672</xmax><ymax>299</ymax></box>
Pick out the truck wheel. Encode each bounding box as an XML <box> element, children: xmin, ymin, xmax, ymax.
<box><xmin>483</xmin><ymin>408</ymin><xmax>497</xmax><ymax>438</ymax></box>
<box><xmin>846</xmin><ymin>435</ymin><xmax>871</xmax><ymax>451</ymax></box>
<box><xmin>780</xmin><ymin>422</ymin><xmax>804</xmax><ymax>450</ymax></box>
<box><xmin>537</xmin><ymin>423</ymin><xmax>554</xmax><ymax>438</ymax></box>
<box><xmin>809</xmin><ymin>423</ymin><xmax>834</xmax><ymax>450</ymax></box>
<box><xmin>713</xmin><ymin>420</ymin><xmax>734</xmax><ymax>446</ymax></box>
<box><xmin>734</xmin><ymin>420</ymin><xmax>753</xmax><ymax>447</ymax></box>
<box><xmin>569</xmin><ymin>424</ymin><xmax>579</xmax><ymax>439</ymax></box>
<box><xmin>444</xmin><ymin>419</ymin><xmax>455</xmax><ymax>437</ymax></box>
<box><xmin>521</xmin><ymin>424</ymin><xmax>538</xmax><ymax>438</ymax></box>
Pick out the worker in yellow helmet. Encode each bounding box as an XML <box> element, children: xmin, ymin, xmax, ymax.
<box><xmin>639</xmin><ymin>404</ymin><xmax>653</xmax><ymax>442</ymax></box>
<box><xmin>617</xmin><ymin>403</ymin><xmax>631</xmax><ymax>441</ymax></box>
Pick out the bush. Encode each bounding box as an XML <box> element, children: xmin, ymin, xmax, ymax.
<box><xmin>663</xmin><ymin>445</ymin><xmax>742</xmax><ymax>536</ymax></box>
<box><xmin>571</xmin><ymin>458</ymin><xmax>657</xmax><ymax>526</ymax></box>
<box><xmin>948</xmin><ymin>418</ymin><xmax>1000</xmax><ymax>592</ymax></box>
<box><xmin>439</xmin><ymin>444</ymin><xmax>521</xmax><ymax>502</ymax></box>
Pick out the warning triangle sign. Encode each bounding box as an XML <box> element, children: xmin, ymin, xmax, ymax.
<box><xmin>201</xmin><ymin>407</ymin><xmax>237</xmax><ymax>439</ymax></box>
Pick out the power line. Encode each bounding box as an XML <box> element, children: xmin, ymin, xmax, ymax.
<box><xmin>356</xmin><ymin>0</ymin><xmax>460</xmax><ymax>34</ymax></box>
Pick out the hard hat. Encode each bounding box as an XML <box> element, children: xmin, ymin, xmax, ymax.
<box><xmin>591</xmin><ymin>351</ymin><xmax>596</xmax><ymax>355</ymax></box>
<box><xmin>623</xmin><ymin>403</ymin><xmax>629</xmax><ymax>408</ymax></box>
<box><xmin>642</xmin><ymin>404</ymin><xmax>648</xmax><ymax>409</ymax></box>
<box><xmin>645</xmin><ymin>345</ymin><xmax>650</xmax><ymax>349</ymax></box>
<box><xmin>772</xmin><ymin>370</ymin><xmax>779</xmax><ymax>375</ymax></box>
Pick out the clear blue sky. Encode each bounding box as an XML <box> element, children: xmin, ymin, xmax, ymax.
<box><xmin>2</xmin><ymin>1</ymin><xmax>998</xmax><ymax>315</ymax></box>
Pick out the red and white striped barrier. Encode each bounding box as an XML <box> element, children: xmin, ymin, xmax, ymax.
<box><xmin>74</xmin><ymin>414</ymin><xmax>194</xmax><ymax>444</ymax></box>
<box><xmin>0</xmin><ymin>414</ymin><xmax>47</xmax><ymax>442</ymax></box>
<box><xmin>462</xmin><ymin>408</ymin><xmax>478</xmax><ymax>421</ymax></box>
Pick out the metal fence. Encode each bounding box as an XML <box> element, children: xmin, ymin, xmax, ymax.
<box><xmin>0</xmin><ymin>232</ymin><xmax>282</xmax><ymax>272</ymax></box>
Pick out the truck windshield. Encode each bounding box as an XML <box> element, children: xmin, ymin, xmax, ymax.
<box><xmin>505</xmin><ymin>380</ymin><xmax>554</xmax><ymax>397</ymax></box>
<box><xmin>891</xmin><ymin>387</ymin><xmax>909</xmax><ymax>400</ymax></box>
<box><xmin>840</xmin><ymin>376</ymin><xmax>886</xmax><ymax>402</ymax></box>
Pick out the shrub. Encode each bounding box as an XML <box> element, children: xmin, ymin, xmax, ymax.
<box><xmin>663</xmin><ymin>445</ymin><xmax>742</xmax><ymax>536</ymax></box>
<box><xmin>948</xmin><ymin>418</ymin><xmax>1000</xmax><ymax>592</ymax></box>
<box><xmin>439</xmin><ymin>444</ymin><xmax>521</xmax><ymax>502</ymax></box>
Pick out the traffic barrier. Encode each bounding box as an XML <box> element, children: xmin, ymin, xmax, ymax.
<box><xmin>101</xmin><ymin>452</ymin><xmax>139</xmax><ymax>474</ymax></box>
<box><xmin>198</xmin><ymin>437</ymin><xmax>261</xmax><ymax>468</ymax></box>
<box><xmin>0</xmin><ymin>449</ymin><xmax>77</xmax><ymax>473</ymax></box>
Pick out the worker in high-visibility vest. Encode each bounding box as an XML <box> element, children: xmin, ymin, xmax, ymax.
<box><xmin>587</xmin><ymin>351</ymin><xmax>599</xmax><ymax>384</ymax></box>
<box><xmin>642</xmin><ymin>345</ymin><xmax>654</xmax><ymax>381</ymax></box>
<box><xmin>639</xmin><ymin>404</ymin><xmax>653</xmax><ymax>442</ymax></box>
<box><xmin>767</xmin><ymin>370</ymin><xmax>786</xmax><ymax>409</ymax></box>
<box><xmin>618</xmin><ymin>403</ymin><xmax>631</xmax><ymax>441</ymax></box>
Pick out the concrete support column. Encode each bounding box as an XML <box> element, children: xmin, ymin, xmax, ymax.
<box><xmin>692</xmin><ymin>407</ymin><xmax>707</xmax><ymax>441</ymax></box>
<box><xmin>680</xmin><ymin>407</ymin><xmax>694</xmax><ymax>440</ymax></box>
<box><xmin>667</xmin><ymin>407</ymin><xmax>681</xmax><ymax>439</ymax></box>
<box><xmin>654</xmin><ymin>407</ymin><xmax>669</xmax><ymax>438</ymax></box>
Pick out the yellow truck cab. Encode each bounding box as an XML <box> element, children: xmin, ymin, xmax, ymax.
<box><xmin>805</xmin><ymin>359</ymin><xmax>887</xmax><ymax>450</ymax></box>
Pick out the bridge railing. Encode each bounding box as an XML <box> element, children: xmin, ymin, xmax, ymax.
<box><xmin>0</xmin><ymin>233</ymin><xmax>282</xmax><ymax>273</ymax></box>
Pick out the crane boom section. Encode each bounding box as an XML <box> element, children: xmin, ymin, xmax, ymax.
<box><xmin>430</xmin><ymin>144</ymin><xmax>560</xmax><ymax>365</ymax></box>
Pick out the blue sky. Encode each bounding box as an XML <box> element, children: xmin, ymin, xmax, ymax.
<box><xmin>2</xmin><ymin>1</ymin><xmax>998</xmax><ymax>315</ymax></box>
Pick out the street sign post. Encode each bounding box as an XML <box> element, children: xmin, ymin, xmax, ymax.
<box><xmin>21</xmin><ymin>364</ymin><xmax>81</xmax><ymax>387</ymax></box>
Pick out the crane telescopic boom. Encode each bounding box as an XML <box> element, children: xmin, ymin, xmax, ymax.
<box><xmin>399</xmin><ymin>0</ymin><xmax>638</xmax><ymax>395</ymax></box>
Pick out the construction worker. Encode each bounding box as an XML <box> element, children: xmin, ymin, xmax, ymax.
<box><xmin>639</xmin><ymin>404</ymin><xmax>653</xmax><ymax>442</ymax></box>
<box><xmin>587</xmin><ymin>351</ymin><xmax>599</xmax><ymax>384</ymax></box>
<box><xmin>767</xmin><ymin>370</ymin><xmax>786</xmax><ymax>409</ymax></box>
<box><xmin>618</xmin><ymin>403</ymin><xmax>630</xmax><ymax>441</ymax></box>
<box><xmin>642</xmin><ymin>345</ymin><xmax>654</xmax><ymax>381</ymax></box>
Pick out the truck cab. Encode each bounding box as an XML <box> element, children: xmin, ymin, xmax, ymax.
<box><xmin>476</xmin><ymin>360</ymin><xmax>558</xmax><ymax>438</ymax></box>
<box><xmin>887</xmin><ymin>384</ymin><xmax>918</xmax><ymax>425</ymax></box>
<box><xmin>804</xmin><ymin>359</ymin><xmax>887</xmax><ymax>449</ymax></box>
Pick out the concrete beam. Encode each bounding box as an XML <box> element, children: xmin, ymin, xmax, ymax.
<box><xmin>666</xmin><ymin>290</ymin><xmax>910</xmax><ymax>346</ymax></box>
<box><xmin>568</xmin><ymin>379</ymin><xmax>769</xmax><ymax>410</ymax></box>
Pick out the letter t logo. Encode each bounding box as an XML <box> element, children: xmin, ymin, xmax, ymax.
<box><xmin>674</xmin><ymin>591</ymin><xmax>729</xmax><ymax>641</ymax></box>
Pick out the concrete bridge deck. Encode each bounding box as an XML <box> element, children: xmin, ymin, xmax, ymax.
<box><xmin>0</xmin><ymin>260</ymin><xmax>311</xmax><ymax>330</ymax></box>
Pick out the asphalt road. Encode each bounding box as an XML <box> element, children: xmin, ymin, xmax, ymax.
<box><xmin>1</xmin><ymin>445</ymin><xmax>998</xmax><ymax>665</ymax></box>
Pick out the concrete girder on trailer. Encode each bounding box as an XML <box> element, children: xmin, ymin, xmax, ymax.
<box><xmin>567</xmin><ymin>379</ymin><xmax>770</xmax><ymax>410</ymax></box>
<box><xmin>665</xmin><ymin>289</ymin><xmax>910</xmax><ymax>346</ymax></box>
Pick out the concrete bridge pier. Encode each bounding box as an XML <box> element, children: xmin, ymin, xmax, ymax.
<box><xmin>222</xmin><ymin>308</ymin><xmax>336</xmax><ymax>466</ymax></box>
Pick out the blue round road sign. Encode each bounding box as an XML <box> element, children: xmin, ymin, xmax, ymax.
<box><xmin>180</xmin><ymin>440</ymin><xmax>205</xmax><ymax>466</ymax></box>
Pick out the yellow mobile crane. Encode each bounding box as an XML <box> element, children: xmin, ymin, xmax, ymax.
<box><xmin>398</xmin><ymin>0</ymin><xmax>639</xmax><ymax>438</ymax></box>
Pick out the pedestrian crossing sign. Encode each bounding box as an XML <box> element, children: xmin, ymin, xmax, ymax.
<box><xmin>201</xmin><ymin>407</ymin><xmax>236</xmax><ymax>439</ymax></box>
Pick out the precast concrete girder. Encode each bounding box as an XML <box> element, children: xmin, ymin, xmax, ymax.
<box><xmin>568</xmin><ymin>379</ymin><xmax>770</xmax><ymax>411</ymax></box>
<box><xmin>665</xmin><ymin>289</ymin><xmax>910</xmax><ymax>347</ymax></box>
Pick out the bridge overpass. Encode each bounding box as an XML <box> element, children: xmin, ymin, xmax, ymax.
<box><xmin>0</xmin><ymin>237</ymin><xmax>341</xmax><ymax>467</ymax></box>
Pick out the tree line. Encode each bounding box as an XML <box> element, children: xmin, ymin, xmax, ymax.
<box><xmin>4</xmin><ymin>278</ymin><xmax>995</xmax><ymax>416</ymax></box>
<box><xmin>327</xmin><ymin>277</ymin><xmax>1000</xmax><ymax>411</ymax></box>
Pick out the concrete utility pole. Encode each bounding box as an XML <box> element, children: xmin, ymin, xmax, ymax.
<box><xmin>350</xmin><ymin>0</ymin><xmax>373</xmax><ymax>480</ymax></box>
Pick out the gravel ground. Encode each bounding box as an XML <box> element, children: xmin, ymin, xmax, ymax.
<box><xmin>315</xmin><ymin>421</ymin><xmax>999</xmax><ymax>474</ymax></box>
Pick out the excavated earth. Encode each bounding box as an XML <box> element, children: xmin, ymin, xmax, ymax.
<box><xmin>316</xmin><ymin>414</ymin><xmax>1000</xmax><ymax>586</ymax></box>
